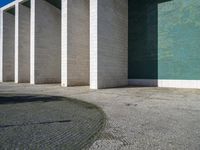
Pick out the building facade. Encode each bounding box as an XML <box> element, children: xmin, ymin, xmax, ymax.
<box><xmin>0</xmin><ymin>0</ymin><xmax>200</xmax><ymax>89</ymax></box>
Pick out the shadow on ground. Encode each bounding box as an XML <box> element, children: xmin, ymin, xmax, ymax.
<box><xmin>0</xmin><ymin>93</ymin><xmax>105</xmax><ymax>150</ymax></box>
<box><xmin>0</xmin><ymin>94</ymin><xmax>65</xmax><ymax>104</ymax></box>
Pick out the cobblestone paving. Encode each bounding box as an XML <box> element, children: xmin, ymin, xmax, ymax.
<box><xmin>0</xmin><ymin>93</ymin><xmax>105</xmax><ymax>150</ymax></box>
<box><xmin>1</xmin><ymin>83</ymin><xmax>200</xmax><ymax>150</ymax></box>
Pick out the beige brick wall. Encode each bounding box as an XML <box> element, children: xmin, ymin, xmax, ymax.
<box><xmin>90</xmin><ymin>0</ymin><xmax>128</xmax><ymax>89</ymax></box>
<box><xmin>15</xmin><ymin>3</ymin><xmax>30</xmax><ymax>83</ymax></box>
<box><xmin>30</xmin><ymin>0</ymin><xmax>61</xmax><ymax>84</ymax></box>
<box><xmin>62</xmin><ymin>0</ymin><xmax>89</xmax><ymax>86</ymax></box>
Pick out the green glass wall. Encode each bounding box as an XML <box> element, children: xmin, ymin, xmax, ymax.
<box><xmin>128</xmin><ymin>0</ymin><xmax>200</xmax><ymax>80</ymax></box>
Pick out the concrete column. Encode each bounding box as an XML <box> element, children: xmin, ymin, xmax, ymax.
<box><xmin>1</xmin><ymin>11</ymin><xmax>15</xmax><ymax>82</ymax></box>
<box><xmin>62</xmin><ymin>0</ymin><xmax>89</xmax><ymax>87</ymax></box>
<box><xmin>30</xmin><ymin>0</ymin><xmax>61</xmax><ymax>84</ymax></box>
<box><xmin>15</xmin><ymin>3</ymin><xmax>30</xmax><ymax>83</ymax></box>
<box><xmin>90</xmin><ymin>0</ymin><xmax>128</xmax><ymax>89</ymax></box>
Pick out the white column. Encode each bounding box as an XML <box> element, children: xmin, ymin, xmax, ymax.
<box><xmin>15</xmin><ymin>3</ymin><xmax>19</xmax><ymax>83</ymax></box>
<box><xmin>61</xmin><ymin>0</ymin><xmax>67</xmax><ymax>86</ymax></box>
<box><xmin>62</xmin><ymin>0</ymin><xmax>89</xmax><ymax>87</ymax></box>
<box><xmin>30</xmin><ymin>0</ymin><xmax>61</xmax><ymax>84</ymax></box>
<box><xmin>90</xmin><ymin>0</ymin><xmax>128</xmax><ymax>89</ymax></box>
<box><xmin>90</xmin><ymin>0</ymin><xmax>98</xmax><ymax>89</ymax></box>
<box><xmin>15</xmin><ymin>2</ymin><xmax>30</xmax><ymax>83</ymax></box>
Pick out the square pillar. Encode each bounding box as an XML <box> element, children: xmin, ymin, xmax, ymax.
<box><xmin>15</xmin><ymin>2</ymin><xmax>30</xmax><ymax>83</ymax></box>
<box><xmin>1</xmin><ymin>10</ymin><xmax>15</xmax><ymax>82</ymax></box>
<box><xmin>30</xmin><ymin>0</ymin><xmax>61</xmax><ymax>84</ymax></box>
<box><xmin>62</xmin><ymin>0</ymin><xmax>89</xmax><ymax>87</ymax></box>
<box><xmin>90</xmin><ymin>0</ymin><xmax>128</xmax><ymax>89</ymax></box>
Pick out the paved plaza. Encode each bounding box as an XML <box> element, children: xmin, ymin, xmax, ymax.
<box><xmin>0</xmin><ymin>90</ymin><xmax>105</xmax><ymax>149</ymax></box>
<box><xmin>0</xmin><ymin>83</ymin><xmax>200</xmax><ymax>149</ymax></box>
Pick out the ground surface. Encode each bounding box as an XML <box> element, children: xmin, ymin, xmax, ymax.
<box><xmin>0</xmin><ymin>93</ymin><xmax>105</xmax><ymax>150</ymax></box>
<box><xmin>0</xmin><ymin>83</ymin><xmax>200</xmax><ymax>150</ymax></box>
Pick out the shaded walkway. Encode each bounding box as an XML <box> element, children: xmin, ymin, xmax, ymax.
<box><xmin>0</xmin><ymin>93</ymin><xmax>105</xmax><ymax>150</ymax></box>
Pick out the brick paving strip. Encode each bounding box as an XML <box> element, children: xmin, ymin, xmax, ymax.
<box><xmin>0</xmin><ymin>93</ymin><xmax>106</xmax><ymax>150</ymax></box>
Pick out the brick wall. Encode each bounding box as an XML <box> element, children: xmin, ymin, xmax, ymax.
<box><xmin>90</xmin><ymin>0</ymin><xmax>128</xmax><ymax>89</ymax></box>
<box><xmin>62</xmin><ymin>0</ymin><xmax>89</xmax><ymax>86</ymax></box>
<box><xmin>30</xmin><ymin>0</ymin><xmax>61</xmax><ymax>84</ymax></box>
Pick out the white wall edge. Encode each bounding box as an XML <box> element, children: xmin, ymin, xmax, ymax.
<box><xmin>89</xmin><ymin>0</ymin><xmax>98</xmax><ymax>89</ymax></box>
<box><xmin>14</xmin><ymin>2</ymin><xmax>19</xmax><ymax>83</ymax></box>
<box><xmin>129</xmin><ymin>79</ymin><xmax>200</xmax><ymax>89</ymax></box>
<box><xmin>30</xmin><ymin>0</ymin><xmax>35</xmax><ymax>84</ymax></box>
<box><xmin>61</xmin><ymin>0</ymin><xmax>68</xmax><ymax>87</ymax></box>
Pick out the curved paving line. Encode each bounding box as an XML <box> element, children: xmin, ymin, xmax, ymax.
<box><xmin>71</xmin><ymin>98</ymin><xmax>107</xmax><ymax>150</ymax></box>
<box><xmin>0</xmin><ymin>93</ymin><xmax>106</xmax><ymax>150</ymax></box>
<box><xmin>59</xmin><ymin>97</ymin><xmax>107</xmax><ymax>150</ymax></box>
